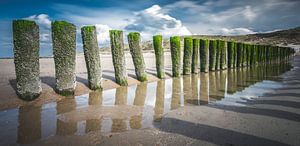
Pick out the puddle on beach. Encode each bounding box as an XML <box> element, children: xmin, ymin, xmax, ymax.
<box><xmin>0</xmin><ymin>62</ymin><xmax>292</xmax><ymax>145</ymax></box>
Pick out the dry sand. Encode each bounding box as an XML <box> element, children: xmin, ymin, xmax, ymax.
<box><xmin>0</xmin><ymin>52</ymin><xmax>173</xmax><ymax>110</ymax></box>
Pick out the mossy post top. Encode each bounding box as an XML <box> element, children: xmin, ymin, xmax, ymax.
<box><xmin>170</xmin><ymin>36</ymin><xmax>181</xmax><ymax>42</ymax></box>
<box><xmin>52</xmin><ymin>21</ymin><xmax>76</xmax><ymax>29</ymax></box>
<box><xmin>13</xmin><ymin>19</ymin><xmax>37</xmax><ymax>28</ymax></box>
<box><xmin>109</xmin><ymin>30</ymin><xmax>123</xmax><ymax>35</ymax></box>
<box><xmin>153</xmin><ymin>34</ymin><xmax>162</xmax><ymax>39</ymax></box>
<box><xmin>128</xmin><ymin>32</ymin><xmax>140</xmax><ymax>40</ymax></box>
<box><xmin>81</xmin><ymin>25</ymin><xmax>96</xmax><ymax>32</ymax></box>
<box><xmin>193</xmin><ymin>38</ymin><xmax>200</xmax><ymax>44</ymax></box>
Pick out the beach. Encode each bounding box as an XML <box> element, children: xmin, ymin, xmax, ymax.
<box><xmin>0</xmin><ymin>53</ymin><xmax>299</xmax><ymax>146</ymax></box>
<box><xmin>0</xmin><ymin>52</ymin><xmax>176</xmax><ymax>110</ymax></box>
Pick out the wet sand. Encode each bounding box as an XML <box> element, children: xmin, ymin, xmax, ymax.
<box><xmin>0</xmin><ymin>52</ymin><xmax>173</xmax><ymax>110</ymax></box>
<box><xmin>0</xmin><ymin>54</ymin><xmax>299</xmax><ymax>145</ymax></box>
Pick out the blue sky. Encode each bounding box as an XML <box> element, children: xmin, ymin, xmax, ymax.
<box><xmin>0</xmin><ymin>0</ymin><xmax>300</xmax><ymax>58</ymax></box>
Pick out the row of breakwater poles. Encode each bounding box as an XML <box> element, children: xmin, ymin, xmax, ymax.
<box><xmin>12</xmin><ymin>20</ymin><xmax>295</xmax><ymax>100</ymax></box>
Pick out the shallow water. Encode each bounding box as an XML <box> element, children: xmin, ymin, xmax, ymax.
<box><xmin>0</xmin><ymin>62</ymin><xmax>292</xmax><ymax>145</ymax></box>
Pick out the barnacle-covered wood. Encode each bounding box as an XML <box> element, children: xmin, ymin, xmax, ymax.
<box><xmin>153</xmin><ymin>35</ymin><xmax>165</xmax><ymax>79</ymax></box>
<box><xmin>52</xmin><ymin>21</ymin><xmax>77</xmax><ymax>95</ymax></box>
<box><xmin>191</xmin><ymin>38</ymin><xmax>199</xmax><ymax>74</ymax></box>
<box><xmin>110</xmin><ymin>30</ymin><xmax>128</xmax><ymax>86</ymax></box>
<box><xmin>13</xmin><ymin>20</ymin><xmax>41</xmax><ymax>100</ymax></box>
<box><xmin>219</xmin><ymin>40</ymin><xmax>227</xmax><ymax>70</ymax></box>
<box><xmin>209</xmin><ymin>40</ymin><xmax>216</xmax><ymax>71</ymax></box>
<box><xmin>128</xmin><ymin>32</ymin><xmax>147</xmax><ymax>82</ymax></box>
<box><xmin>81</xmin><ymin>26</ymin><xmax>102</xmax><ymax>90</ymax></box>
<box><xmin>200</xmin><ymin>39</ymin><xmax>209</xmax><ymax>72</ymax></box>
<box><xmin>170</xmin><ymin>36</ymin><xmax>181</xmax><ymax>77</ymax></box>
<box><xmin>183</xmin><ymin>37</ymin><xmax>193</xmax><ymax>75</ymax></box>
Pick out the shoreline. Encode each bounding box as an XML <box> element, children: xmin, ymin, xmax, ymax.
<box><xmin>0</xmin><ymin>52</ymin><xmax>172</xmax><ymax>110</ymax></box>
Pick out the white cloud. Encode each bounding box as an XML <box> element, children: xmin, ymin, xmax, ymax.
<box><xmin>125</xmin><ymin>5</ymin><xmax>191</xmax><ymax>40</ymax></box>
<box><xmin>163</xmin><ymin>0</ymin><xmax>300</xmax><ymax>35</ymax></box>
<box><xmin>95</xmin><ymin>24</ymin><xmax>112</xmax><ymax>45</ymax></box>
<box><xmin>243</xmin><ymin>6</ymin><xmax>256</xmax><ymax>22</ymax></box>
<box><xmin>24</xmin><ymin>14</ymin><xmax>52</xmax><ymax>50</ymax></box>
<box><xmin>25</xmin><ymin>14</ymin><xmax>51</xmax><ymax>29</ymax></box>
<box><xmin>220</xmin><ymin>28</ymin><xmax>256</xmax><ymax>35</ymax></box>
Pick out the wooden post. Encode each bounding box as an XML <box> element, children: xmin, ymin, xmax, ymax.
<box><xmin>209</xmin><ymin>40</ymin><xmax>217</xmax><ymax>71</ymax></box>
<box><xmin>52</xmin><ymin>21</ymin><xmax>76</xmax><ymax>95</ymax></box>
<box><xmin>128</xmin><ymin>32</ymin><xmax>147</xmax><ymax>82</ymax></box>
<box><xmin>153</xmin><ymin>35</ymin><xmax>165</xmax><ymax>78</ymax></box>
<box><xmin>183</xmin><ymin>37</ymin><xmax>193</xmax><ymax>75</ymax></box>
<box><xmin>109</xmin><ymin>30</ymin><xmax>128</xmax><ymax>86</ymax></box>
<box><xmin>13</xmin><ymin>20</ymin><xmax>41</xmax><ymax>100</ymax></box>
<box><xmin>81</xmin><ymin>26</ymin><xmax>102</xmax><ymax>90</ymax></box>
<box><xmin>170</xmin><ymin>36</ymin><xmax>181</xmax><ymax>77</ymax></box>
<box><xmin>192</xmin><ymin>39</ymin><xmax>199</xmax><ymax>73</ymax></box>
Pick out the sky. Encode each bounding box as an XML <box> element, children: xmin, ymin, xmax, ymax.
<box><xmin>0</xmin><ymin>0</ymin><xmax>300</xmax><ymax>58</ymax></box>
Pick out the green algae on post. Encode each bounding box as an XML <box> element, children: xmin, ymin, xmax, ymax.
<box><xmin>215</xmin><ymin>40</ymin><xmax>221</xmax><ymax>70</ymax></box>
<box><xmin>153</xmin><ymin>35</ymin><xmax>165</xmax><ymax>79</ymax></box>
<box><xmin>81</xmin><ymin>25</ymin><xmax>102</xmax><ymax>90</ymax></box>
<box><xmin>110</xmin><ymin>30</ymin><xmax>128</xmax><ymax>86</ymax></box>
<box><xmin>170</xmin><ymin>36</ymin><xmax>181</xmax><ymax>77</ymax></box>
<box><xmin>128</xmin><ymin>32</ymin><xmax>147</xmax><ymax>82</ymax></box>
<box><xmin>200</xmin><ymin>39</ymin><xmax>209</xmax><ymax>73</ymax></box>
<box><xmin>236</xmin><ymin>42</ymin><xmax>242</xmax><ymax>68</ymax></box>
<box><xmin>183</xmin><ymin>37</ymin><xmax>193</xmax><ymax>75</ymax></box>
<box><xmin>233</xmin><ymin>42</ymin><xmax>237</xmax><ymax>68</ymax></box>
<box><xmin>242</xmin><ymin>43</ymin><xmax>247</xmax><ymax>67</ymax></box>
<box><xmin>219</xmin><ymin>40</ymin><xmax>227</xmax><ymax>70</ymax></box>
<box><xmin>13</xmin><ymin>20</ymin><xmax>41</xmax><ymax>100</ymax></box>
<box><xmin>209</xmin><ymin>40</ymin><xmax>217</xmax><ymax>71</ymax></box>
<box><xmin>227</xmin><ymin>41</ymin><xmax>235</xmax><ymax>68</ymax></box>
<box><xmin>192</xmin><ymin>39</ymin><xmax>199</xmax><ymax>74</ymax></box>
<box><xmin>52</xmin><ymin>21</ymin><xmax>76</xmax><ymax>96</ymax></box>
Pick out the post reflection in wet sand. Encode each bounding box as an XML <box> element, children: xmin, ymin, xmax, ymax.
<box><xmin>112</xmin><ymin>86</ymin><xmax>128</xmax><ymax>132</ymax></box>
<box><xmin>191</xmin><ymin>74</ymin><xmax>200</xmax><ymax>105</ymax></box>
<box><xmin>183</xmin><ymin>75</ymin><xmax>192</xmax><ymax>105</ymax></box>
<box><xmin>3</xmin><ymin>61</ymin><xmax>293</xmax><ymax>145</ymax></box>
<box><xmin>171</xmin><ymin>77</ymin><xmax>181</xmax><ymax>110</ymax></box>
<box><xmin>86</xmin><ymin>90</ymin><xmax>102</xmax><ymax>133</ymax></box>
<box><xmin>200</xmin><ymin>73</ymin><xmax>209</xmax><ymax>104</ymax></box>
<box><xmin>130</xmin><ymin>83</ymin><xmax>147</xmax><ymax>129</ymax></box>
<box><xmin>17</xmin><ymin>105</ymin><xmax>41</xmax><ymax>144</ymax></box>
<box><xmin>56</xmin><ymin>97</ymin><xmax>77</xmax><ymax>136</ymax></box>
<box><xmin>154</xmin><ymin>80</ymin><xmax>165</xmax><ymax>122</ymax></box>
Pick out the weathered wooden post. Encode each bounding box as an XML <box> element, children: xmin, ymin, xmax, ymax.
<box><xmin>233</xmin><ymin>42</ymin><xmax>237</xmax><ymax>68</ymax></box>
<box><xmin>236</xmin><ymin>42</ymin><xmax>242</xmax><ymax>68</ymax></box>
<box><xmin>170</xmin><ymin>36</ymin><xmax>181</xmax><ymax>77</ymax></box>
<box><xmin>13</xmin><ymin>20</ymin><xmax>41</xmax><ymax>100</ymax></box>
<box><xmin>128</xmin><ymin>32</ymin><xmax>147</xmax><ymax>82</ymax></box>
<box><xmin>183</xmin><ymin>37</ymin><xmax>193</xmax><ymax>75</ymax></box>
<box><xmin>110</xmin><ymin>30</ymin><xmax>128</xmax><ymax>86</ymax></box>
<box><xmin>220</xmin><ymin>40</ymin><xmax>227</xmax><ymax>70</ymax></box>
<box><xmin>81</xmin><ymin>26</ymin><xmax>102</xmax><ymax>90</ymax></box>
<box><xmin>209</xmin><ymin>40</ymin><xmax>217</xmax><ymax>71</ymax></box>
<box><xmin>242</xmin><ymin>43</ymin><xmax>247</xmax><ymax>67</ymax></box>
<box><xmin>255</xmin><ymin>45</ymin><xmax>259</xmax><ymax>64</ymax></box>
<box><xmin>250</xmin><ymin>44</ymin><xmax>257</xmax><ymax>65</ymax></box>
<box><xmin>227</xmin><ymin>41</ymin><xmax>234</xmax><ymax>68</ymax></box>
<box><xmin>246</xmin><ymin>44</ymin><xmax>251</xmax><ymax>66</ymax></box>
<box><xmin>192</xmin><ymin>38</ymin><xmax>199</xmax><ymax>73</ymax></box>
<box><xmin>200</xmin><ymin>39</ymin><xmax>209</xmax><ymax>72</ymax></box>
<box><xmin>215</xmin><ymin>40</ymin><xmax>221</xmax><ymax>70</ymax></box>
<box><xmin>52</xmin><ymin>21</ymin><xmax>76</xmax><ymax>95</ymax></box>
<box><xmin>153</xmin><ymin>35</ymin><xmax>165</xmax><ymax>79</ymax></box>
